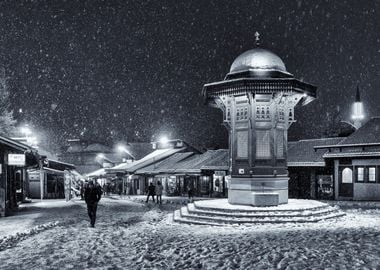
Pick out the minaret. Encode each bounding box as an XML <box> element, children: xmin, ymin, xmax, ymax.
<box><xmin>352</xmin><ymin>85</ymin><xmax>364</xmax><ymax>129</ymax></box>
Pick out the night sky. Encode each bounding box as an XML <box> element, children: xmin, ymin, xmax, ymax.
<box><xmin>0</xmin><ymin>0</ymin><xmax>379</xmax><ymax>151</ymax></box>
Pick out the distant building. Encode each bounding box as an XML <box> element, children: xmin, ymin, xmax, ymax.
<box><xmin>58</xmin><ymin>139</ymin><xmax>153</xmax><ymax>175</ymax></box>
<box><xmin>288</xmin><ymin>117</ymin><xmax>380</xmax><ymax>201</ymax></box>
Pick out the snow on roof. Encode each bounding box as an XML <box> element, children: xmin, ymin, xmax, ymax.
<box><xmin>287</xmin><ymin>138</ymin><xmax>344</xmax><ymax>166</ymax></box>
<box><xmin>0</xmin><ymin>135</ymin><xmax>32</xmax><ymax>151</ymax></box>
<box><xmin>124</xmin><ymin>142</ymin><xmax>154</xmax><ymax>160</ymax></box>
<box><xmin>337</xmin><ymin>117</ymin><xmax>380</xmax><ymax>146</ymax></box>
<box><xmin>86</xmin><ymin>168</ymin><xmax>107</xmax><ymax>178</ymax></box>
<box><xmin>84</xmin><ymin>143</ymin><xmax>112</xmax><ymax>153</ymax></box>
<box><xmin>106</xmin><ymin>147</ymin><xmax>187</xmax><ymax>174</ymax></box>
<box><xmin>135</xmin><ymin>152</ymin><xmax>195</xmax><ymax>174</ymax></box>
<box><xmin>172</xmin><ymin>149</ymin><xmax>229</xmax><ymax>173</ymax></box>
<box><xmin>200</xmin><ymin>149</ymin><xmax>229</xmax><ymax>170</ymax></box>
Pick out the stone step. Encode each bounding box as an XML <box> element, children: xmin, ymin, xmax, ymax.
<box><xmin>187</xmin><ymin>203</ymin><xmax>339</xmax><ymax>218</ymax></box>
<box><xmin>173</xmin><ymin>210</ymin><xmax>223</xmax><ymax>226</ymax></box>
<box><xmin>193</xmin><ymin>200</ymin><xmax>329</xmax><ymax>214</ymax></box>
<box><xmin>179</xmin><ymin>206</ymin><xmax>345</xmax><ymax>225</ymax></box>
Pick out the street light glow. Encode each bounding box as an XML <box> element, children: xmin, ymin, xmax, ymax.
<box><xmin>159</xmin><ymin>136</ymin><xmax>169</xmax><ymax>144</ymax></box>
<box><xmin>117</xmin><ymin>145</ymin><xmax>127</xmax><ymax>152</ymax></box>
<box><xmin>116</xmin><ymin>144</ymin><xmax>136</xmax><ymax>160</ymax></box>
<box><xmin>96</xmin><ymin>153</ymin><xmax>105</xmax><ymax>159</ymax></box>
<box><xmin>20</xmin><ymin>126</ymin><xmax>32</xmax><ymax>136</ymax></box>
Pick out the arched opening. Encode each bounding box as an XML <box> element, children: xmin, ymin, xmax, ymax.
<box><xmin>342</xmin><ymin>168</ymin><xmax>353</xmax><ymax>183</ymax></box>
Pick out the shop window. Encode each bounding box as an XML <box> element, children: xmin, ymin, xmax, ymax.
<box><xmin>368</xmin><ymin>167</ymin><xmax>376</xmax><ymax>182</ymax></box>
<box><xmin>342</xmin><ymin>168</ymin><xmax>353</xmax><ymax>183</ymax></box>
<box><xmin>256</xmin><ymin>130</ymin><xmax>271</xmax><ymax>159</ymax></box>
<box><xmin>357</xmin><ymin>167</ymin><xmax>364</xmax><ymax>182</ymax></box>
<box><xmin>201</xmin><ymin>176</ymin><xmax>209</xmax><ymax>193</ymax></box>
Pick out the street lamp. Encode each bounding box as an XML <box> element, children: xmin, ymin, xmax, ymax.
<box><xmin>96</xmin><ymin>153</ymin><xmax>105</xmax><ymax>160</ymax></box>
<box><xmin>20</xmin><ymin>126</ymin><xmax>32</xmax><ymax>137</ymax></box>
<box><xmin>20</xmin><ymin>125</ymin><xmax>38</xmax><ymax>148</ymax></box>
<box><xmin>116</xmin><ymin>144</ymin><xmax>136</xmax><ymax>162</ymax></box>
<box><xmin>159</xmin><ymin>136</ymin><xmax>169</xmax><ymax>145</ymax></box>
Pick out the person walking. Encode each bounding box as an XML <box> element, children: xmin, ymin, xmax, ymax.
<box><xmin>146</xmin><ymin>182</ymin><xmax>155</xmax><ymax>203</ymax></box>
<box><xmin>84</xmin><ymin>180</ymin><xmax>102</xmax><ymax>227</ymax></box>
<box><xmin>155</xmin><ymin>181</ymin><xmax>163</xmax><ymax>204</ymax></box>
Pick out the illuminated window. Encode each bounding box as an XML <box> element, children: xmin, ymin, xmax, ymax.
<box><xmin>342</xmin><ymin>168</ymin><xmax>353</xmax><ymax>183</ymax></box>
<box><xmin>357</xmin><ymin>167</ymin><xmax>364</xmax><ymax>182</ymax></box>
<box><xmin>369</xmin><ymin>167</ymin><xmax>376</xmax><ymax>182</ymax></box>
<box><xmin>201</xmin><ymin>176</ymin><xmax>209</xmax><ymax>193</ymax></box>
<box><xmin>256</xmin><ymin>130</ymin><xmax>271</xmax><ymax>159</ymax></box>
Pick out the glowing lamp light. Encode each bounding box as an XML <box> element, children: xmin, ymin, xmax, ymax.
<box><xmin>159</xmin><ymin>136</ymin><xmax>169</xmax><ymax>145</ymax></box>
<box><xmin>352</xmin><ymin>102</ymin><xmax>364</xmax><ymax>120</ymax></box>
<box><xmin>20</xmin><ymin>126</ymin><xmax>32</xmax><ymax>136</ymax></box>
<box><xmin>96</xmin><ymin>153</ymin><xmax>105</xmax><ymax>159</ymax></box>
<box><xmin>117</xmin><ymin>145</ymin><xmax>127</xmax><ymax>152</ymax></box>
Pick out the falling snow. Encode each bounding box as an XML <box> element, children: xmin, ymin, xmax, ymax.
<box><xmin>0</xmin><ymin>0</ymin><xmax>378</xmax><ymax>149</ymax></box>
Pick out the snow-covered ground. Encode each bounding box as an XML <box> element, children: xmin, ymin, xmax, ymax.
<box><xmin>0</xmin><ymin>197</ymin><xmax>379</xmax><ymax>269</ymax></box>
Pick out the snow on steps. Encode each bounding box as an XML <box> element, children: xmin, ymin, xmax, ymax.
<box><xmin>173</xmin><ymin>199</ymin><xmax>345</xmax><ymax>226</ymax></box>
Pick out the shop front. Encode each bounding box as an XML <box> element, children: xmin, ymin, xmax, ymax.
<box><xmin>0</xmin><ymin>136</ymin><xmax>39</xmax><ymax>216</ymax></box>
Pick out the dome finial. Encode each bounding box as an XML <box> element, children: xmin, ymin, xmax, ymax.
<box><xmin>254</xmin><ymin>31</ymin><xmax>260</xmax><ymax>46</ymax></box>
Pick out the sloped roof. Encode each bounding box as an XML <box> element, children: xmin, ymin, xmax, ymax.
<box><xmin>106</xmin><ymin>147</ymin><xmax>187</xmax><ymax>174</ymax></box>
<box><xmin>200</xmin><ymin>149</ymin><xmax>229</xmax><ymax>170</ymax></box>
<box><xmin>287</xmin><ymin>137</ymin><xmax>344</xmax><ymax>166</ymax></box>
<box><xmin>173</xmin><ymin>149</ymin><xmax>229</xmax><ymax>173</ymax></box>
<box><xmin>86</xmin><ymin>168</ymin><xmax>107</xmax><ymax>178</ymax></box>
<box><xmin>44</xmin><ymin>159</ymin><xmax>76</xmax><ymax>171</ymax></box>
<box><xmin>135</xmin><ymin>152</ymin><xmax>195</xmax><ymax>174</ymax></box>
<box><xmin>124</xmin><ymin>142</ymin><xmax>154</xmax><ymax>160</ymax></box>
<box><xmin>0</xmin><ymin>135</ymin><xmax>31</xmax><ymax>152</ymax></box>
<box><xmin>337</xmin><ymin>117</ymin><xmax>380</xmax><ymax>145</ymax></box>
<box><xmin>84</xmin><ymin>143</ymin><xmax>112</xmax><ymax>153</ymax></box>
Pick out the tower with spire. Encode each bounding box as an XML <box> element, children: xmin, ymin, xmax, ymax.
<box><xmin>351</xmin><ymin>85</ymin><xmax>364</xmax><ymax>129</ymax></box>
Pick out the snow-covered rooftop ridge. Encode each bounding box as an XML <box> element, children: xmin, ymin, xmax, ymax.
<box><xmin>107</xmin><ymin>147</ymin><xmax>187</xmax><ymax>173</ymax></box>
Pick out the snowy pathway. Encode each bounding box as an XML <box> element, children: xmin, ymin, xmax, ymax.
<box><xmin>0</xmin><ymin>198</ymin><xmax>379</xmax><ymax>269</ymax></box>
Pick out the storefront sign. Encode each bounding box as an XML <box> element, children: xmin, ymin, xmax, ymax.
<box><xmin>8</xmin><ymin>154</ymin><xmax>25</xmax><ymax>166</ymax></box>
<box><xmin>215</xmin><ymin>171</ymin><xmax>226</xmax><ymax>176</ymax></box>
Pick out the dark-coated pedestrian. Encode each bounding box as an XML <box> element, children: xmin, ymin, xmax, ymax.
<box><xmin>146</xmin><ymin>182</ymin><xmax>155</xmax><ymax>203</ymax></box>
<box><xmin>84</xmin><ymin>180</ymin><xmax>102</xmax><ymax>227</ymax></box>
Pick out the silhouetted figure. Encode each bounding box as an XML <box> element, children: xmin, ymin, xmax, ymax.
<box><xmin>155</xmin><ymin>181</ymin><xmax>163</xmax><ymax>204</ymax></box>
<box><xmin>84</xmin><ymin>180</ymin><xmax>102</xmax><ymax>227</ymax></box>
<box><xmin>146</xmin><ymin>182</ymin><xmax>155</xmax><ymax>203</ymax></box>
